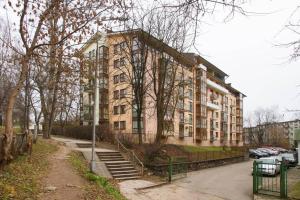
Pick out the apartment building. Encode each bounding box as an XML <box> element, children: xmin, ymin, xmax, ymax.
<box><xmin>244</xmin><ymin>119</ymin><xmax>300</xmax><ymax>148</ymax></box>
<box><xmin>79</xmin><ymin>30</ymin><xmax>245</xmax><ymax>146</ymax></box>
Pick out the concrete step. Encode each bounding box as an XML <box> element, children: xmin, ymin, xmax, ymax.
<box><xmin>76</xmin><ymin>143</ymin><xmax>92</xmax><ymax>148</ymax></box>
<box><xmin>111</xmin><ymin>170</ymin><xmax>138</xmax><ymax>174</ymax></box>
<box><xmin>101</xmin><ymin>158</ymin><xmax>125</xmax><ymax>161</ymax></box>
<box><xmin>99</xmin><ymin>155</ymin><xmax>123</xmax><ymax>158</ymax></box>
<box><xmin>97</xmin><ymin>153</ymin><xmax>122</xmax><ymax>157</ymax></box>
<box><xmin>106</xmin><ymin>163</ymin><xmax>133</xmax><ymax>166</ymax></box>
<box><xmin>109</xmin><ymin>166</ymin><xmax>136</xmax><ymax>171</ymax></box>
<box><xmin>105</xmin><ymin>161</ymin><xmax>131</xmax><ymax>164</ymax></box>
<box><xmin>115</xmin><ymin>176</ymin><xmax>140</xmax><ymax>180</ymax></box>
<box><xmin>96</xmin><ymin>152</ymin><xmax>120</xmax><ymax>155</ymax></box>
<box><xmin>112</xmin><ymin>172</ymin><xmax>140</xmax><ymax>178</ymax></box>
<box><xmin>96</xmin><ymin>151</ymin><xmax>141</xmax><ymax>181</ymax></box>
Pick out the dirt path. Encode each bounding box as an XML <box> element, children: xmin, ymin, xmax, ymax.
<box><xmin>38</xmin><ymin>141</ymin><xmax>89</xmax><ymax>200</ymax></box>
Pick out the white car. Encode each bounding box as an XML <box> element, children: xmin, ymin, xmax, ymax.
<box><xmin>255</xmin><ymin>158</ymin><xmax>280</xmax><ymax>176</ymax></box>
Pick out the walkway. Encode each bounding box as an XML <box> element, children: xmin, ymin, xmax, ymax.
<box><xmin>120</xmin><ymin>160</ymin><xmax>253</xmax><ymax>200</ymax></box>
<box><xmin>38</xmin><ymin>140</ymin><xmax>90</xmax><ymax>200</ymax></box>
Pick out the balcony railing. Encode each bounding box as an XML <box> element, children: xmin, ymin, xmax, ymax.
<box><xmin>179</xmin><ymin>131</ymin><xmax>184</xmax><ymax>138</ymax></box>
<box><xmin>207</xmin><ymin>101</ymin><xmax>220</xmax><ymax>110</ymax></box>
<box><xmin>206</xmin><ymin>79</ymin><xmax>229</xmax><ymax>94</ymax></box>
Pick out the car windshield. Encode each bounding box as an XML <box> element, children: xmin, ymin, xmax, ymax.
<box><xmin>258</xmin><ymin>159</ymin><xmax>276</xmax><ymax>164</ymax></box>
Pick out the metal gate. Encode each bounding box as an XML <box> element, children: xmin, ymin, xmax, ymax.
<box><xmin>253</xmin><ymin>160</ymin><xmax>287</xmax><ymax>198</ymax></box>
<box><xmin>168</xmin><ymin>156</ymin><xmax>188</xmax><ymax>182</ymax></box>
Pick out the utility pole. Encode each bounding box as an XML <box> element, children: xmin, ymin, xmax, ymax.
<box><xmin>91</xmin><ymin>35</ymin><xmax>100</xmax><ymax>172</ymax></box>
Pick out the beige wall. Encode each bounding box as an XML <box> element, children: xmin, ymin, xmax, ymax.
<box><xmin>80</xmin><ymin>32</ymin><xmax>244</xmax><ymax>147</ymax></box>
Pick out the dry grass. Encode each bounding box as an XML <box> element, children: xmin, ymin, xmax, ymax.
<box><xmin>68</xmin><ymin>151</ymin><xmax>127</xmax><ymax>200</ymax></box>
<box><xmin>0</xmin><ymin>139</ymin><xmax>58</xmax><ymax>200</ymax></box>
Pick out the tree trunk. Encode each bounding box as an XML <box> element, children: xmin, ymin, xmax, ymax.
<box><xmin>155</xmin><ymin>101</ymin><xmax>164</xmax><ymax>144</ymax></box>
<box><xmin>137</xmin><ymin>111</ymin><xmax>142</xmax><ymax>144</ymax></box>
<box><xmin>2</xmin><ymin>57</ymin><xmax>29</xmax><ymax>163</ymax></box>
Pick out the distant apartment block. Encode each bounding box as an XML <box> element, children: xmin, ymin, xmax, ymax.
<box><xmin>79</xmin><ymin>30</ymin><xmax>245</xmax><ymax>146</ymax></box>
<box><xmin>244</xmin><ymin>119</ymin><xmax>300</xmax><ymax>148</ymax></box>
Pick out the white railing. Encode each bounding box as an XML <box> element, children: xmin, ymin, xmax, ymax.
<box><xmin>207</xmin><ymin>101</ymin><xmax>220</xmax><ymax>110</ymax></box>
<box><xmin>115</xmin><ymin>137</ymin><xmax>144</xmax><ymax>176</ymax></box>
<box><xmin>207</xmin><ymin>79</ymin><xmax>229</xmax><ymax>94</ymax></box>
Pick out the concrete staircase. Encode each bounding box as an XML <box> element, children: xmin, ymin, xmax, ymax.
<box><xmin>96</xmin><ymin>151</ymin><xmax>140</xmax><ymax>180</ymax></box>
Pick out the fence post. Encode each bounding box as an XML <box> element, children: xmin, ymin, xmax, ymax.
<box><xmin>280</xmin><ymin>163</ymin><xmax>287</xmax><ymax>198</ymax></box>
<box><xmin>253</xmin><ymin>160</ymin><xmax>258</xmax><ymax>194</ymax></box>
<box><xmin>168</xmin><ymin>157</ymin><xmax>173</xmax><ymax>183</ymax></box>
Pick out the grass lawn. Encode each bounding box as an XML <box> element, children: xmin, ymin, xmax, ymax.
<box><xmin>0</xmin><ymin>126</ymin><xmax>22</xmax><ymax>134</ymax></box>
<box><xmin>290</xmin><ymin>181</ymin><xmax>300</xmax><ymax>199</ymax></box>
<box><xmin>182</xmin><ymin>145</ymin><xmax>231</xmax><ymax>153</ymax></box>
<box><xmin>0</xmin><ymin>139</ymin><xmax>58</xmax><ymax>200</ymax></box>
<box><xmin>68</xmin><ymin>151</ymin><xmax>127</xmax><ymax>200</ymax></box>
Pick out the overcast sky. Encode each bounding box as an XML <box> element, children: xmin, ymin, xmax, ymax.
<box><xmin>193</xmin><ymin>0</ymin><xmax>300</xmax><ymax>120</ymax></box>
<box><xmin>1</xmin><ymin>0</ymin><xmax>299</xmax><ymax>120</ymax></box>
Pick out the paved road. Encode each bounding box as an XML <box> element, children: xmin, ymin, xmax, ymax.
<box><xmin>120</xmin><ymin>160</ymin><xmax>253</xmax><ymax>200</ymax></box>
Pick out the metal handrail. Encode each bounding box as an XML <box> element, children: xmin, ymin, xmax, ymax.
<box><xmin>115</xmin><ymin>137</ymin><xmax>144</xmax><ymax>176</ymax></box>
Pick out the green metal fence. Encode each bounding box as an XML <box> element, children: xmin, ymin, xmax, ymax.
<box><xmin>253</xmin><ymin>160</ymin><xmax>287</xmax><ymax>198</ymax></box>
<box><xmin>168</xmin><ymin>156</ymin><xmax>188</xmax><ymax>182</ymax></box>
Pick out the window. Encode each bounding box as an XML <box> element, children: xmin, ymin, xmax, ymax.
<box><xmin>120</xmin><ymin>105</ymin><xmax>126</xmax><ymax>114</ymax></box>
<box><xmin>132</xmin><ymin>37</ymin><xmax>139</xmax><ymax>51</ymax></box>
<box><xmin>120</xmin><ymin>42</ymin><xmax>126</xmax><ymax>51</ymax></box>
<box><xmin>120</xmin><ymin>89</ymin><xmax>126</xmax><ymax>98</ymax></box>
<box><xmin>188</xmin><ymin>114</ymin><xmax>193</xmax><ymax>124</ymax></box>
<box><xmin>114</xmin><ymin>43</ymin><xmax>125</xmax><ymax>55</ymax></box>
<box><xmin>113</xmin><ymin>106</ymin><xmax>119</xmax><ymax>115</ymax></box>
<box><xmin>216</xmin><ymin>112</ymin><xmax>219</xmax><ymax>118</ymax></box>
<box><xmin>133</xmin><ymin>121</ymin><xmax>143</xmax><ymax>129</ymax></box>
<box><xmin>216</xmin><ymin>132</ymin><xmax>219</xmax><ymax>138</ymax></box>
<box><xmin>113</xmin><ymin>90</ymin><xmax>119</xmax><ymax>99</ymax></box>
<box><xmin>120</xmin><ymin>57</ymin><xmax>125</xmax><ymax>66</ymax></box>
<box><xmin>216</xmin><ymin>122</ymin><xmax>219</xmax><ymax>128</ymax></box>
<box><xmin>120</xmin><ymin>73</ymin><xmax>126</xmax><ymax>82</ymax></box>
<box><xmin>188</xmin><ymin>77</ymin><xmax>193</xmax><ymax>86</ymax></box>
<box><xmin>179</xmin><ymin>112</ymin><xmax>184</xmax><ymax>123</ymax></box>
<box><xmin>189</xmin><ymin>102</ymin><xmax>193</xmax><ymax>112</ymax></box>
<box><xmin>178</xmin><ymin>100</ymin><xmax>184</xmax><ymax>109</ymax></box>
<box><xmin>114</xmin><ymin>59</ymin><xmax>120</xmax><ymax>68</ymax></box>
<box><xmin>179</xmin><ymin>86</ymin><xmax>184</xmax><ymax>96</ymax></box>
<box><xmin>201</xmin><ymin>118</ymin><xmax>207</xmax><ymax>128</ymax></box>
<box><xmin>99</xmin><ymin>78</ymin><xmax>108</xmax><ymax>89</ymax></box>
<box><xmin>188</xmin><ymin>89</ymin><xmax>193</xmax><ymax>100</ymax></box>
<box><xmin>114</xmin><ymin>44</ymin><xmax>118</xmax><ymax>55</ymax></box>
<box><xmin>120</xmin><ymin>121</ymin><xmax>126</xmax><ymax>130</ymax></box>
<box><xmin>114</xmin><ymin>121</ymin><xmax>119</xmax><ymax>130</ymax></box>
<box><xmin>188</xmin><ymin>126</ymin><xmax>193</xmax><ymax>137</ymax></box>
<box><xmin>113</xmin><ymin>75</ymin><xmax>119</xmax><ymax>84</ymax></box>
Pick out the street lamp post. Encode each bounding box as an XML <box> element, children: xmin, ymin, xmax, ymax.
<box><xmin>91</xmin><ymin>36</ymin><xmax>100</xmax><ymax>172</ymax></box>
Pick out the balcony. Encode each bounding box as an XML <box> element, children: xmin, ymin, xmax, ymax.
<box><xmin>179</xmin><ymin>131</ymin><xmax>184</xmax><ymax>139</ymax></box>
<box><xmin>196</xmin><ymin>133</ymin><xmax>207</xmax><ymax>141</ymax></box>
<box><xmin>207</xmin><ymin>79</ymin><xmax>229</xmax><ymax>94</ymax></box>
<box><xmin>185</xmin><ymin>118</ymin><xmax>193</xmax><ymax>125</ymax></box>
<box><xmin>207</xmin><ymin>101</ymin><xmax>220</xmax><ymax>110</ymax></box>
<box><xmin>179</xmin><ymin>118</ymin><xmax>185</xmax><ymax>124</ymax></box>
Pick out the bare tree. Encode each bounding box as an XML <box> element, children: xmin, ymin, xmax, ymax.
<box><xmin>1</xmin><ymin>0</ymin><xmax>117</xmax><ymax>163</ymax></box>
<box><xmin>245</xmin><ymin>106</ymin><xmax>284</xmax><ymax>146</ymax></box>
